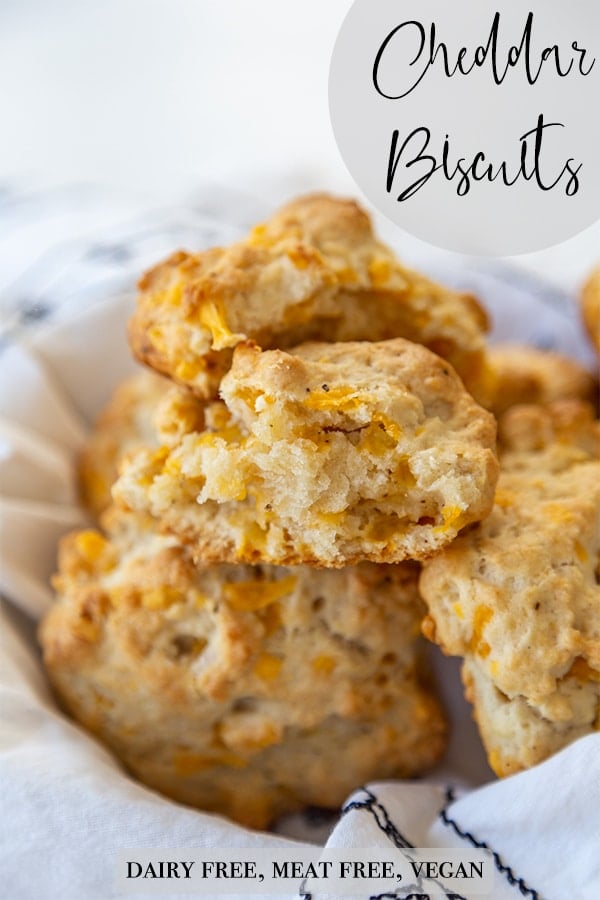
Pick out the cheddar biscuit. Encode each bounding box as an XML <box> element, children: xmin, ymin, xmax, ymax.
<box><xmin>114</xmin><ymin>339</ymin><xmax>498</xmax><ymax>567</ymax></box>
<box><xmin>486</xmin><ymin>343</ymin><xmax>596</xmax><ymax>416</ymax></box>
<box><xmin>420</xmin><ymin>401</ymin><xmax>600</xmax><ymax>776</ymax></box>
<box><xmin>39</xmin><ymin>512</ymin><xmax>446</xmax><ymax>828</ymax></box>
<box><xmin>129</xmin><ymin>193</ymin><xmax>489</xmax><ymax>400</ymax></box>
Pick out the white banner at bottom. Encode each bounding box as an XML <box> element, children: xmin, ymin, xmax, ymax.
<box><xmin>116</xmin><ymin>847</ymin><xmax>494</xmax><ymax>896</ymax></box>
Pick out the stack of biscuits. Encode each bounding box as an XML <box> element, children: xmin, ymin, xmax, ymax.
<box><xmin>39</xmin><ymin>194</ymin><xmax>599</xmax><ymax>827</ymax></box>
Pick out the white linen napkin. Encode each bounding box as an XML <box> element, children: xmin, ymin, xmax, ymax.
<box><xmin>0</xmin><ymin>185</ymin><xmax>598</xmax><ymax>900</ymax></box>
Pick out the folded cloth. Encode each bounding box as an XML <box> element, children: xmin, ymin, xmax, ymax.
<box><xmin>0</xmin><ymin>184</ymin><xmax>598</xmax><ymax>900</ymax></box>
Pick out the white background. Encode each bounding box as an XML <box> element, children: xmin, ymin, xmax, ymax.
<box><xmin>0</xmin><ymin>0</ymin><xmax>598</xmax><ymax>288</ymax></box>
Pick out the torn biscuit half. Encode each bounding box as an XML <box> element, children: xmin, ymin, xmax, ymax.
<box><xmin>114</xmin><ymin>338</ymin><xmax>498</xmax><ymax>567</ymax></box>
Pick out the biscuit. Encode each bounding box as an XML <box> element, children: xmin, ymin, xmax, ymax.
<box><xmin>128</xmin><ymin>193</ymin><xmax>490</xmax><ymax>400</ymax></box>
<box><xmin>581</xmin><ymin>265</ymin><xmax>600</xmax><ymax>355</ymax></box>
<box><xmin>114</xmin><ymin>339</ymin><xmax>499</xmax><ymax>567</ymax></box>
<box><xmin>497</xmin><ymin>397</ymin><xmax>600</xmax><ymax>458</ymax></box>
<box><xmin>420</xmin><ymin>401</ymin><xmax>600</xmax><ymax>776</ymax></box>
<box><xmin>486</xmin><ymin>343</ymin><xmax>596</xmax><ymax>416</ymax></box>
<box><xmin>461</xmin><ymin>659</ymin><xmax>600</xmax><ymax>777</ymax></box>
<box><xmin>79</xmin><ymin>371</ymin><xmax>205</xmax><ymax>518</ymax></box>
<box><xmin>39</xmin><ymin>511</ymin><xmax>446</xmax><ymax>828</ymax></box>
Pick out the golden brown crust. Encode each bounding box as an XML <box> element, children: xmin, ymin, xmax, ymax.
<box><xmin>581</xmin><ymin>265</ymin><xmax>600</xmax><ymax>355</ymax></box>
<box><xmin>128</xmin><ymin>193</ymin><xmax>489</xmax><ymax>400</ymax></box>
<box><xmin>420</xmin><ymin>401</ymin><xmax>600</xmax><ymax>775</ymax></box>
<box><xmin>486</xmin><ymin>343</ymin><xmax>597</xmax><ymax>416</ymax></box>
<box><xmin>40</xmin><ymin>512</ymin><xmax>446</xmax><ymax>828</ymax></box>
<box><xmin>114</xmin><ymin>339</ymin><xmax>499</xmax><ymax>567</ymax></box>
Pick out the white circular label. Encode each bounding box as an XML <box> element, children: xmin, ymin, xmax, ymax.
<box><xmin>329</xmin><ymin>0</ymin><xmax>600</xmax><ymax>255</ymax></box>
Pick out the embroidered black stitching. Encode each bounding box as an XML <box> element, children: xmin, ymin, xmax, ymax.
<box><xmin>338</xmin><ymin>788</ymin><xmax>466</xmax><ymax>900</ymax></box>
<box><xmin>341</xmin><ymin>787</ymin><xmax>415</xmax><ymax>850</ymax></box>
<box><xmin>439</xmin><ymin>786</ymin><xmax>540</xmax><ymax>899</ymax></box>
<box><xmin>371</xmin><ymin>889</ymin><xmax>466</xmax><ymax>899</ymax></box>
